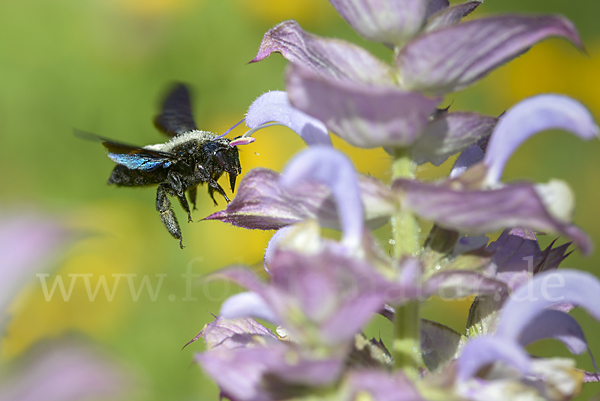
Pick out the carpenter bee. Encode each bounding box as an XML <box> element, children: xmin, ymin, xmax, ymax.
<box><xmin>80</xmin><ymin>84</ymin><xmax>241</xmax><ymax>248</ymax></box>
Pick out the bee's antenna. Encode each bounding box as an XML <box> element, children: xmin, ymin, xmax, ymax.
<box><xmin>218</xmin><ymin>118</ymin><xmax>245</xmax><ymax>138</ymax></box>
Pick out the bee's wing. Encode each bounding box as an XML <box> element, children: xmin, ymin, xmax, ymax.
<box><xmin>75</xmin><ymin>129</ymin><xmax>176</xmax><ymax>171</ymax></box>
<box><xmin>153</xmin><ymin>83</ymin><xmax>198</xmax><ymax>138</ymax></box>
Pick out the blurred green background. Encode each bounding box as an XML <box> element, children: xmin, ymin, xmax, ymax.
<box><xmin>0</xmin><ymin>0</ymin><xmax>598</xmax><ymax>399</ymax></box>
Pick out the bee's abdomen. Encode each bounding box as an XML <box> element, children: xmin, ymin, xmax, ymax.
<box><xmin>108</xmin><ymin>165</ymin><xmax>163</xmax><ymax>187</ymax></box>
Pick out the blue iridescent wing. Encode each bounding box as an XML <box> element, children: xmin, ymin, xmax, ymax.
<box><xmin>102</xmin><ymin>140</ymin><xmax>174</xmax><ymax>171</ymax></box>
<box><xmin>75</xmin><ymin>130</ymin><xmax>175</xmax><ymax>171</ymax></box>
<box><xmin>153</xmin><ymin>83</ymin><xmax>198</xmax><ymax>138</ymax></box>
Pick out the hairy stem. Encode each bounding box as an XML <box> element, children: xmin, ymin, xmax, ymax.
<box><xmin>390</xmin><ymin>148</ymin><xmax>422</xmax><ymax>377</ymax></box>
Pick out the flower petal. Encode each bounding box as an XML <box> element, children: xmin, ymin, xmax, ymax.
<box><xmin>198</xmin><ymin>345</ymin><xmax>345</xmax><ymax>401</ymax></box>
<box><xmin>483</xmin><ymin>95</ymin><xmax>599</xmax><ymax>185</ymax></box>
<box><xmin>393</xmin><ymin>179</ymin><xmax>592</xmax><ymax>254</ymax></box>
<box><xmin>280</xmin><ymin>147</ymin><xmax>363</xmax><ymax>248</ymax></box>
<box><xmin>204</xmin><ymin>168</ymin><xmax>327</xmax><ymax>230</ymax></box>
<box><xmin>287</xmin><ymin>63</ymin><xmax>442</xmax><ymax>148</ymax></box>
<box><xmin>0</xmin><ymin>214</ymin><xmax>67</xmax><ymax>315</ymax></box>
<box><xmin>251</xmin><ymin>20</ymin><xmax>392</xmax><ymax>84</ymax></box>
<box><xmin>245</xmin><ymin>91</ymin><xmax>332</xmax><ymax>146</ymax></box>
<box><xmin>328</xmin><ymin>0</ymin><xmax>430</xmax><ymax>46</ymax></box>
<box><xmin>398</xmin><ymin>15</ymin><xmax>583</xmax><ymax>93</ymax></box>
<box><xmin>496</xmin><ymin>270</ymin><xmax>600</xmax><ymax>342</ymax></box>
<box><xmin>267</xmin><ymin>249</ymin><xmax>391</xmax><ymax>345</ymax></box>
<box><xmin>457</xmin><ymin>336</ymin><xmax>530</xmax><ymax>381</ymax></box>
<box><xmin>518</xmin><ymin>309</ymin><xmax>588</xmax><ymax>355</ymax></box>
<box><xmin>411</xmin><ymin>111</ymin><xmax>497</xmax><ymax>166</ymax></box>
<box><xmin>449</xmin><ymin>144</ymin><xmax>485</xmax><ymax>178</ymax></box>
<box><xmin>220</xmin><ymin>292</ymin><xmax>280</xmax><ymax>325</ymax></box>
<box><xmin>264</xmin><ymin>226</ymin><xmax>297</xmax><ymax>273</ymax></box>
<box><xmin>201</xmin><ymin>316</ymin><xmax>278</xmax><ymax>351</ymax></box>
<box><xmin>0</xmin><ymin>343</ymin><xmax>131</xmax><ymax>401</ymax></box>
<box><xmin>216</xmin><ymin>249</ymin><xmax>394</xmax><ymax>346</ymax></box>
<box><xmin>424</xmin><ymin>1</ymin><xmax>481</xmax><ymax>32</ymax></box>
<box><xmin>204</xmin><ymin>168</ymin><xmax>396</xmax><ymax>232</ymax></box>
<box><xmin>345</xmin><ymin>370</ymin><xmax>425</xmax><ymax>401</ymax></box>
<box><xmin>424</xmin><ymin>271</ymin><xmax>507</xmax><ymax>299</ymax></box>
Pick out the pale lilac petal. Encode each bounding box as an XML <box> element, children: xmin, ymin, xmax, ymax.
<box><xmin>328</xmin><ymin>0</ymin><xmax>430</xmax><ymax>46</ymax></box>
<box><xmin>496</xmin><ymin>270</ymin><xmax>600</xmax><ymax>341</ymax></box>
<box><xmin>398</xmin><ymin>15</ymin><xmax>583</xmax><ymax>93</ymax></box>
<box><xmin>267</xmin><ymin>249</ymin><xmax>392</xmax><ymax>345</ymax></box>
<box><xmin>0</xmin><ymin>214</ymin><xmax>66</xmax><ymax>316</ymax></box>
<box><xmin>245</xmin><ymin>91</ymin><xmax>332</xmax><ymax>146</ymax></box>
<box><xmin>197</xmin><ymin>349</ymin><xmax>271</xmax><ymax>401</ymax></box>
<box><xmin>287</xmin><ymin>63</ymin><xmax>442</xmax><ymax>148</ymax></box>
<box><xmin>216</xmin><ymin>250</ymin><xmax>393</xmax><ymax>346</ymax></box>
<box><xmin>411</xmin><ymin>111</ymin><xmax>497</xmax><ymax>166</ymax></box>
<box><xmin>263</xmin><ymin>226</ymin><xmax>295</xmax><ymax>273</ymax></box>
<box><xmin>457</xmin><ymin>337</ymin><xmax>530</xmax><ymax>381</ymax></box>
<box><xmin>518</xmin><ymin>309</ymin><xmax>588</xmax><ymax>355</ymax></box>
<box><xmin>205</xmin><ymin>168</ymin><xmax>395</xmax><ymax>232</ymax></box>
<box><xmin>449</xmin><ymin>145</ymin><xmax>484</xmax><ymax>178</ymax></box>
<box><xmin>421</xmin><ymin>319</ymin><xmax>462</xmax><ymax>372</ymax></box>
<box><xmin>202</xmin><ymin>317</ymin><xmax>278</xmax><ymax>351</ymax></box>
<box><xmin>0</xmin><ymin>344</ymin><xmax>129</xmax><ymax>401</ymax></box>
<box><xmin>393</xmin><ymin>179</ymin><xmax>593</xmax><ymax>254</ymax></box>
<box><xmin>220</xmin><ymin>292</ymin><xmax>280</xmax><ymax>325</ymax></box>
<box><xmin>484</xmin><ymin>95</ymin><xmax>599</xmax><ymax>185</ymax></box>
<box><xmin>321</xmin><ymin>293</ymin><xmax>391</xmax><ymax>344</ymax></box>
<box><xmin>197</xmin><ymin>346</ymin><xmax>344</xmax><ymax>401</ymax></box>
<box><xmin>204</xmin><ymin>168</ymin><xmax>328</xmax><ymax>230</ymax></box>
<box><xmin>346</xmin><ymin>370</ymin><xmax>425</xmax><ymax>401</ymax></box>
<box><xmin>251</xmin><ymin>20</ymin><xmax>392</xmax><ymax>84</ymax></box>
<box><xmin>280</xmin><ymin>147</ymin><xmax>363</xmax><ymax>248</ymax></box>
<box><xmin>424</xmin><ymin>271</ymin><xmax>507</xmax><ymax>299</ymax></box>
<box><xmin>425</xmin><ymin>1</ymin><xmax>481</xmax><ymax>32</ymax></box>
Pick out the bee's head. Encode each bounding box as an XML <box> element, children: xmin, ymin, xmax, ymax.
<box><xmin>202</xmin><ymin>138</ymin><xmax>242</xmax><ymax>192</ymax></box>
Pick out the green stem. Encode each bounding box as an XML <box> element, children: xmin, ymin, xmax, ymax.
<box><xmin>390</xmin><ymin>148</ymin><xmax>422</xmax><ymax>377</ymax></box>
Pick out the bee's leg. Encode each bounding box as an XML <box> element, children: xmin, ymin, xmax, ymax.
<box><xmin>156</xmin><ymin>183</ymin><xmax>184</xmax><ymax>249</ymax></box>
<box><xmin>207</xmin><ymin>180</ymin><xmax>230</xmax><ymax>205</ymax></box>
<box><xmin>188</xmin><ymin>186</ymin><xmax>198</xmax><ymax>211</ymax></box>
<box><xmin>176</xmin><ymin>192</ymin><xmax>193</xmax><ymax>223</ymax></box>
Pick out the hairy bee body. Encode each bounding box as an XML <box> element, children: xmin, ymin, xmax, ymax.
<box><xmin>82</xmin><ymin>84</ymin><xmax>241</xmax><ymax>248</ymax></box>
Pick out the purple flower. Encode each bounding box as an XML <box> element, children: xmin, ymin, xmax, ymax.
<box><xmin>244</xmin><ymin>91</ymin><xmax>332</xmax><ymax>146</ymax></box>
<box><xmin>204</xmin><ymin>167</ymin><xmax>396</xmax><ymax>233</ymax></box>
<box><xmin>196</xmin><ymin>317</ymin><xmax>345</xmax><ymax>401</ymax></box>
<box><xmin>394</xmin><ymin>95</ymin><xmax>598</xmax><ymax>255</ymax></box>
<box><xmin>194</xmin><ymin>2</ymin><xmax>599</xmax><ymax>400</ymax></box>
<box><xmin>215</xmin><ymin>248</ymin><xmax>395</xmax><ymax>347</ymax></box>
<box><xmin>0</xmin><ymin>214</ymin><xmax>132</xmax><ymax>401</ymax></box>
<box><xmin>0</xmin><ymin>214</ymin><xmax>67</xmax><ymax>317</ymax></box>
<box><xmin>247</xmin><ymin>5</ymin><xmax>583</xmax><ymax>150</ymax></box>
<box><xmin>0</xmin><ymin>342</ymin><xmax>131</xmax><ymax>401</ymax></box>
<box><xmin>455</xmin><ymin>270</ymin><xmax>600</xmax><ymax>398</ymax></box>
<box><xmin>397</xmin><ymin>15</ymin><xmax>583</xmax><ymax>94</ymax></box>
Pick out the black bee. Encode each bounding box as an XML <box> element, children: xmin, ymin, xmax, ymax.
<box><xmin>81</xmin><ymin>84</ymin><xmax>241</xmax><ymax>248</ymax></box>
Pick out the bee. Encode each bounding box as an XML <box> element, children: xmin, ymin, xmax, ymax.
<box><xmin>80</xmin><ymin>84</ymin><xmax>241</xmax><ymax>248</ymax></box>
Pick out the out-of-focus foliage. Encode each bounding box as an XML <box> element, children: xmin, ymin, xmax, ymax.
<box><xmin>0</xmin><ymin>0</ymin><xmax>598</xmax><ymax>400</ymax></box>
